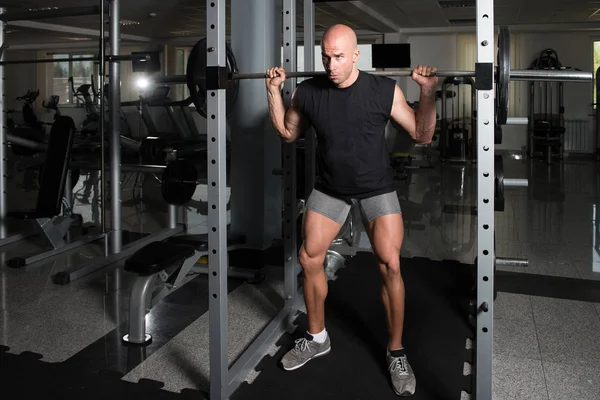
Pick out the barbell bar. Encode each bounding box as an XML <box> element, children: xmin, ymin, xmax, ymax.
<box><xmin>505</xmin><ymin>117</ymin><xmax>529</xmax><ymax>125</ymax></box>
<box><xmin>504</xmin><ymin>178</ymin><xmax>529</xmax><ymax>188</ymax></box>
<box><xmin>230</xmin><ymin>69</ymin><xmax>592</xmax><ymax>82</ymax></box>
<box><xmin>496</xmin><ymin>257</ymin><xmax>529</xmax><ymax>267</ymax></box>
<box><xmin>179</xmin><ymin>26</ymin><xmax>592</xmax><ymax>126</ymax></box>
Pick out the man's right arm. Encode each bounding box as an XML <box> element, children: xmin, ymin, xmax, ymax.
<box><xmin>266</xmin><ymin>87</ymin><xmax>309</xmax><ymax>143</ymax></box>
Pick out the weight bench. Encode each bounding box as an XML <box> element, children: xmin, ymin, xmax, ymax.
<box><xmin>4</xmin><ymin>116</ymin><xmax>104</xmax><ymax>268</ymax></box>
<box><xmin>122</xmin><ymin>233</ymin><xmax>261</xmax><ymax>345</ymax></box>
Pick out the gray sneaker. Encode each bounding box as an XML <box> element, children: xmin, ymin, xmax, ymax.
<box><xmin>281</xmin><ymin>332</ymin><xmax>331</xmax><ymax>371</ymax></box>
<box><xmin>387</xmin><ymin>349</ymin><xmax>416</xmax><ymax>396</ymax></box>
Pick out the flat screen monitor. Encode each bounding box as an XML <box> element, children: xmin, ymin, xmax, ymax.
<box><xmin>371</xmin><ymin>43</ymin><xmax>411</xmax><ymax>69</ymax></box>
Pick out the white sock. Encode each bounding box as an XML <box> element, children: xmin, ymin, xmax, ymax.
<box><xmin>309</xmin><ymin>328</ymin><xmax>327</xmax><ymax>343</ymax></box>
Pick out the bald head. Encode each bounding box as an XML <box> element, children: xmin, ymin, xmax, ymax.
<box><xmin>320</xmin><ymin>24</ymin><xmax>360</xmax><ymax>88</ymax></box>
<box><xmin>321</xmin><ymin>24</ymin><xmax>358</xmax><ymax>50</ymax></box>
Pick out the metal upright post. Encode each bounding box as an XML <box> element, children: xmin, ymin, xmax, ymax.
<box><xmin>109</xmin><ymin>0</ymin><xmax>121</xmax><ymax>254</ymax></box>
<box><xmin>282</xmin><ymin>0</ymin><xmax>299</xmax><ymax>316</ymax></box>
<box><xmin>475</xmin><ymin>0</ymin><xmax>495</xmax><ymax>399</ymax></box>
<box><xmin>303</xmin><ymin>0</ymin><xmax>316</xmax><ymax>201</ymax></box>
<box><xmin>0</xmin><ymin>8</ymin><xmax>5</xmax><ymax>240</ymax></box>
<box><xmin>207</xmin><ymin>0</ymin><xmax>229</xmax><ymax>398</ymax></box>
<box><xmin>100</xmin><ymin>0</ymin><xmax>106</xmax><ymax>235</ymax></box>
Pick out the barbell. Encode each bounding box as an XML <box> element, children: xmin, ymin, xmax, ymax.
<box><xmin>180</xmin><ymin>26</ymin><xmax>592</xmax><ymax>126</ymax></box>
<box><xmin>139</xmin><ymin>136</ymin><xmax>210</xmax><ymax>165</ymax></box>
<box><xmin>162</xmin><ymin>154</ymin><xmax>520</xmax><ymax>208</ymax></box>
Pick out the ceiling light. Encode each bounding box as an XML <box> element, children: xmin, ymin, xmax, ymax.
<box><xmin>438</xmin><ymin>1</ymin><xmax>475</xmax><ymax>8</ymax></box>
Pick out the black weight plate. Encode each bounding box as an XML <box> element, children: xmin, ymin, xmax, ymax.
<box><xmin>496</xmin><ymin>26</ymin><xmax>510</xmax><ymax>126</ymax></box>
<box><xmin>494</xmin><ymin>154</ymin><xmax>505</xmax><ymax>212</ymax></box>
<box><xmin>161</xmin><ymin>160</ymin><xmax>198</xmax><ymax>206</ymax></box>
<box><xmin>495</xmin><ymin>124</ymin><xmax>502</xmax><ymax>145</ymax></box>
<box><xmin>186</xmin><ymin>37</ymin><xmax>239</xmax><ymax>118</ymax></box>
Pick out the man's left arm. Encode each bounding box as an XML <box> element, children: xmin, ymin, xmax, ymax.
<box><xmin>389</xmin><ymin>65</ymin><xmax>438</xmax><ymax>144</ymax></box>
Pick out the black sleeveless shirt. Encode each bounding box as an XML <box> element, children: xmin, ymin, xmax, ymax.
<box><xmin>295</xmin><ymin>70</ymin><xmax>397</xmax><ymax>200</ymax></box>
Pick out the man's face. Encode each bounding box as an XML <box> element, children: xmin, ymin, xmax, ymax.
<box><xmin>321</xmin><ymin>35</ymin><xmax>358</xmax><ymax>86</ymax></box>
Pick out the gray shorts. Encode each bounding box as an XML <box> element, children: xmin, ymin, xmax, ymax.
<box><xmin>305</xmin><ymin>189</ymin><xmax>402</xmax><ymax>226</ymax></box>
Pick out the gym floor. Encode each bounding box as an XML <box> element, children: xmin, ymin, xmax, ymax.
<box><xmin>1</xmin><ymin>151</ymin><xmax>599</xmax><ymax>400</ymax></box>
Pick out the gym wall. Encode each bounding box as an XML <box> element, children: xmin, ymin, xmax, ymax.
<box><xmin>3</xmin><ymin>51</ymin><xmax>38</xmax><ymax>118</ymax></box>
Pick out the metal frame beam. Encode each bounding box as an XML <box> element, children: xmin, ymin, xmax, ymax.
<box><xmin>475</xmin><ymin>0</ymin><xmax>495</xmax><ymax>399</ymax></box>
<box><xmin>206</xmin><ymin>0</ymin><xmax>301</xmax><ymax>399</ymax></box>
<box><xmin>0</xmin><ymin>6</ymin><xmax>104</xmax><ymax>22</ymax></box>
<box><xmin>0</xmin><ymin>8</ymin><xmax>5</xmax><ymax>240</ymax></box>
<box><xmin>8</xmin><ymin>20</ymin><xmax>153</xmax><ymax>42</ymax></box>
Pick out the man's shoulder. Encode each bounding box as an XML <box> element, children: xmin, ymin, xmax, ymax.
<box><xmin>298</xmin><ymin>75</ymin><xmax>330</xmax><ymax>90</ymax></box>
<box><xmin>361</xmin><ymin>70</ymin><xmax>397</xmax><ymax>87</ymax></box>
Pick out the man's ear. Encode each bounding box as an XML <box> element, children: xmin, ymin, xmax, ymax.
<box><xmin>353</xmin><ymin>48</ymin><xmax>360</xmax><ymax>63</ymax></box>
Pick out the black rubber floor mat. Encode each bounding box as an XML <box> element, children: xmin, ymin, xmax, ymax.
<box><xmin>0</xmin><ymin>346</ymin><xmax>206</xmax><ymax>400</ymax></box>
<box><xmin>232</xmin><ymin>253</ymin><xmax>475</xmax><ymax>400</ymax></box>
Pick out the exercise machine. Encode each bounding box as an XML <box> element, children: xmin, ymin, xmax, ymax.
<box><xmin>1</xmin><ymin>116</ymin><xmax>105</xmax><ymax>266</ymax></box>
<box><xmin>122</xmin><ymin>232</ymin><xmax>258</xmax><ymax>345</ymax></box>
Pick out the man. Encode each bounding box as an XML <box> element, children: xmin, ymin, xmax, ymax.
<box><xmin>265</xmin><ymin>24</ymin><xmax>437</xmax><ymax>396</ymax></box>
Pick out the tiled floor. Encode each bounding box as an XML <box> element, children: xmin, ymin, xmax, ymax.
<box><xmin>1</xmin><ymin>150</ymin><xmax>600</xmax><ymax>399</ymax></box>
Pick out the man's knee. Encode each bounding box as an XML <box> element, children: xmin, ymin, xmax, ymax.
<box><xmin>298</xmin><ymin>244</ymin><xmax>327</xmax><ymax>274</ymax></box>
<box><xmin>378</xmin><ymin>252</ymin><xmax>401</xmax><ymax>276</ymax></box>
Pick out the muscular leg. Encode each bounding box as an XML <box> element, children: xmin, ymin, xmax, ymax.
<box><xmin>298</xmin><ymin>209</ymin><xmax>344</xmax><ymax>334</ymax></box>
<box><xmin>364</xmin><ymin>212</ymin><xmax>405</xmax><ymax>350</ymax></box>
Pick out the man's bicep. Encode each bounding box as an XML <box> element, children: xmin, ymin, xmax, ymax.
<box><xmin>389</xmin><ymin>85</ymin><xmax>416</xmax><ymax>136</ymax></box>
<box><xmin>284</xmin><ymin>91</ymin><xmax>310</xmax><ymax>140</ymax></box>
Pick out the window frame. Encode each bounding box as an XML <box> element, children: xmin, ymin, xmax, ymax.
<box><xmin>50</xmin><ymin>52</ymin><xmax>99</xmax><ymax>106</ymax></box>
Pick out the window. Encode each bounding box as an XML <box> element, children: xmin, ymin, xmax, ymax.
<box><xmin>173</xmin><ymin>48</ymin><xmax>190</xmax><ymax>101</ymax></box>
<box><xmin>593</xmin><ymin>41</ymin><xmax>600</xmax><ymax>107</ymax></box>
<box><xmin>51</xmin><ymin>53</ymin><xmax>97</xmax><ymax>105</ymax></box>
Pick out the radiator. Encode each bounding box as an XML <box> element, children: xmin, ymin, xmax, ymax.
<box><xmin>563</xmin><ymin>119</ymin><xmax>595</xmax><ymax>153</ymax></box>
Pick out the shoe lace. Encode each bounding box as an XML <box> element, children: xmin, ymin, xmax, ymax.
<box><xmin>389</xmin><ymin>356</ymin><xmax>409</xmax><ymax>376</ymax></box>
<box><xmin>293</xmin><ymin>338</ymin><xmax>311</xmax><ymax>353</ymax></box>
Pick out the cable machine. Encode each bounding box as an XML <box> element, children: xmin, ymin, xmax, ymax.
<box><xmin>527</xmin><ymin>49</ymin><xmax>566</xmax><ymax>164</ymax></box>
<box><xmin>440</xmin><ymin>76</ymin><xmax>477</xmax><ymax>163</ymax></box>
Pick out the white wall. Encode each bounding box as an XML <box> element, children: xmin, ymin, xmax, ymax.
<box><xmin>4</xmin><ymin>51</ymin><xmax>38</xmax><ymax>124</ymax></box>
<box><xmin>406</xmin><ymin>34</ymin><xmax>457</xmax><ymax>102</ymax></box>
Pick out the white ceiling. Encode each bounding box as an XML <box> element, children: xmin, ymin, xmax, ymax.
<box><xmin>2</xmin><ymin>0</ymin><xmax>600</xmax><ymax>48</ymax></box>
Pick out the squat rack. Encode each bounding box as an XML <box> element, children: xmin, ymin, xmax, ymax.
<box><xmin>205</xmin><ymin>0</ymin><xmax>498</xmax><ymax>399</ymax></box>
